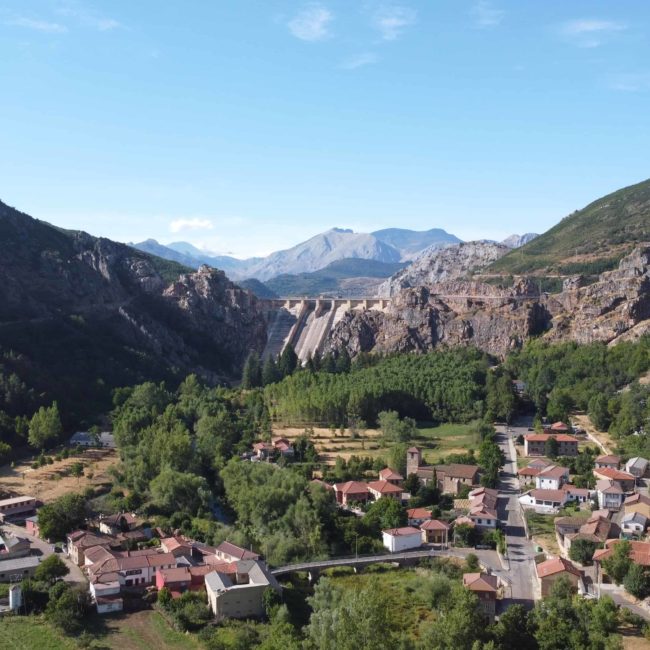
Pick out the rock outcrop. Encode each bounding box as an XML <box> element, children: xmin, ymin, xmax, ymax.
<box><xmin>377</xmin><ymin>241</ymin><xmax>509</xmax><ymax>297</ymax></box>
<box><xmin>326</xmin><ymin>245</ymin><xmax>650</xmax><ymax>358</ymax></box>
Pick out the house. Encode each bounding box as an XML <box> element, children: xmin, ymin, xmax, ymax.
<box><xmin>625</xmin><ymin>457</ymin><xmax>649</xmax><ymax>479</ymax></box>
<box><xmin>0</xmin><ymin>533</ymin><xmax>31</xmax><ymax>559</ymax></box>
<box><xmin>69</xmin><ymin>431</ymin><xmax>116</xmax><ymax>448</ymax></box>
<box><xmin>88</xmin><ymin>549</ymin><xmax>177</xmax><ymax>591</ymax></box>
<box><xmin>0</xmin><ymin>496</ymin><xmax>39</xmax><ymax>522</ymax></box>
<box><xmin>160</xmin><ymin>536</ymin><xmax>195</xmax><ymax>558</ymax></box>
<box><xmin>594</xmin><ymin>455</ymin><xmax>621</xmax><ymax>470</ymax></box>
<box><xmin>624</xmin><ymin>493</ymin><xmax>650</xmax><ymax>519</ymax></box>
<box><xmin>594</xmin><ymin>540</ymin><xmax>650</xmax><ymax>585</ymax></box>
<box><xmin>562</xmin><ymin>484</ymin><xmax>592</xmax><ymax>505</ymax></box>
<box><xmin>407</xmin><ymin>508</ymin><xmax>433</xmax><ymax>526</ymax></box>
<box><xmin>517</xmin><ymin>466</ymin><xmax>541</xmax><ymax>486</ymax></box>
<box><xmin>555</xmin><ymin>516</ymin><xmax>589</xmax><ymax>551</ymax></box>
<box><xmin>535</xmin><ymin>465</ymin><xmax>570</xmax><ymax>491</ymax></box>
<box><xmin>592</xmin><ymin>468</ymin><xmax>635</xmax><ymax>492</ymax></box>
<box><xmin>382</xmin><ymin>527</ymin><xmax>422</xmax><ymax>552</ymax></box>
<box><xmin>67</xmin><ymin>531</ymin><xmax>112</xmax><ymax>565</ymax></box>
<box><xmin>565</xmin><ymin>513</ymin><xmax>618</xmax><ymax>550</ymax></box>
<box><xmin>420</xmin><ymin>519</ymin><xmax>450</xmax><ymax>546</ymax></box>
<box><xmin>272</xmin><ymin>438</ymin><xmax>295</xmax><ymax>457</ymax></box>
<box><xmin>536</xmin><ymin>557</ymin><xmax>583</xmax><ymax>597</ymax></box>
<box><xmin>252</xmin><ymin>442</ymin><xmax>274</xmax><ymax>460</ymax></box>
<box><xmin>156</xmin><ymin>564</ymin><xmax>221</xmax><ymax>596</ymax></box>
<box><xmin>433</xmin><ymin>464</ymin><xmax>481</xmax><ymax>495</ymax></box>
<box><xmin>333</xmin><ymin>481</ymin><xmax>370</xmax><ymax>506</ymax></box>
<box><xmin>378</xmin><ymin>467</ymin><xmax>404</xmax><ymax>486</ymax></box>
<box><xmin>205</xmin><ymin>560</ymin><xmax>281</xmax><ymax>622</ymax></box>
<box><xmin>519</xmin><ymin>489</ymin><xmax>569</xmax><ymax>512</ymax></box>
<box><xmin>469</xmin><ymin>505</ymin><xmax>498</xmax><ymax>529</ymax></box>
<box><xmin>621</xmin><ymin>512</ymin><xmax>648</xmax><ymax>538</ymax></box>
<box><xmin>367</xmin><ymin>480</ymin><xmax>403</xmax><ymax>501</ymax></box>
<box><xmin>98</xmin><ymin>513</ymin><xmax>138</xmax><ymax>536</ymax></box>
<box><xmin>95</xmin><ymin>595</ymin><xmax>124</xmax><ymax>615</ymax></box>
<box><xmin>214</xmin><ymin>541</ymin><xmax>260</xmax><ymax>564</ymax></box>
<box><xmin>524</xmin><ymin>434</ymin><xmax>579</xmax><ymax>457</ymax></box>
<box><xmin>24</xmin><ymin>515</ymin><xmax>40</xmax><ymax>538</ymax></box>
<box><xmin>0</xmin><ymin>556</ymin><xmax>41</xmax><ymax>582</ymax></box>
<box><xmin>463</xmin><ymin>573</ymin><xmax>499</xmax><ymax>623</ymax></box>
<box><xmin>596</xmin><ymin>480</ymin><xmax>625</xmax><ymax>511</ymax></box>
<box><xmin>405</xmin><ymin>447</ymin><xmax>480</xmax><ymax>493</ymax></box>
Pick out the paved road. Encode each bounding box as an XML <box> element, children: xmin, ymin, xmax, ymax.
<box><xmin>494</xmin><ymin>422</ymin><xmax>538</xmax><ymax>608</ymax></box>
<box><xmin>0</xmin><ymin>522</ymin><xmax>86</xmax><ymax>584</ymax></box>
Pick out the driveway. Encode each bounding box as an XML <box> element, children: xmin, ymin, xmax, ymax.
<box><xmin>494</xmin><ymin>423</ymin><xmax>538</xmax><ymax>608</ymax></box>
<box><xmin>0</xmin><ymin>522</ymin><xmax>86</xmax><ymax>585</ymax></box>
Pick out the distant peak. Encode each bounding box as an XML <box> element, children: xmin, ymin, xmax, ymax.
<box><xmin>330</xmin><ymin>227</ymin><xmax>354</xmax><ymax>234</ymax></box>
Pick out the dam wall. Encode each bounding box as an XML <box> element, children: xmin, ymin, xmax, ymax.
<box><xmin>260</xmin><ymin>297</ymin><xmax>391</xmax><ymax>362</ymax></box>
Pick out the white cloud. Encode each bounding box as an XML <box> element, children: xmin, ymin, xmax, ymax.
<box><xmin>373</xmin><ymin>5</ymin><xmax>417</xmax><ymax>41</ymax></box>
<box><xmin>342</xmin><ymin>52</ymin><xmax>378</xmax><ymax>69</ymax></box>
<box><xmin>288</xmin><ymin>4</ymin><xmax>333</xmax><ymax>42</ymax></box>
<box><xmin>56</xmin><ymin>2</ymin><xmax>121</xmax><ymax>31</ymax></box>
<box><xmin>560</xmin><ymin>19</ymin><xmax>626</xmax><ymax>48</ymax></box>
<box><xmin>609</xmin><ymin>73</ymin><xmax>650</xmax><ymax>92</ymax></box>
<box><xmin>169</xmin><ymin>218</ymin><xmax>214</xmax><ymax>233</ymax></box>
<box><xmin>470</xmin><ymin>1</ymin><xmax>504</xmax><ymax>29</ymax></box>
<box><xmin>6</xmin><ymin>17</ymin><xmax>67</xmax><ymax>33</ymax></box>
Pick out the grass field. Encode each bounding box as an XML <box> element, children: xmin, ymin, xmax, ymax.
<box><xmin>275</xmin><ymin>422</ymin><xmax>478</xmax><ymax>466</ymax></box>
<box><xmin>525</xmin><ymin>508</ymin><xmax>590</xmax><ymax>556</ymax></box>
<box><xmin>0</xmin><ymin>616</ymin><xmax>77</xmax><ymax>650</ymax></box>
<box><xmin>0</xmin><ymin>611</ymin><xmax>201</xmax><ymax>650</ymax></box>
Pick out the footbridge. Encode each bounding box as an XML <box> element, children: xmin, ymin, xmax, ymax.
<box><xmin>271</xmin><ymin>547</ymin><xmax>500</xmax><ymax>582</ymax></box>
<box><xmin>260</xmin><ymin>297</ymin><xmax>391</xmax><ymax>362</ymax></box>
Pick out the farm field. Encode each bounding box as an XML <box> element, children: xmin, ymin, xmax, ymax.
<box><xmin>0</xmin><ymin>616</ymin><xmax>76</xmax><ymax>650</ymax></box>
<box><xmin>273</xmin><ymin>422</ymin><xmax>479</xmax><ymax>465</ymax></box>
<box><xmin>0</xmin><ymin>448</ymin><xmax>117</xmax><ymax>504</ymax></box>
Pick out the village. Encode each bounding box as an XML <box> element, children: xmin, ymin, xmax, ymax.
<box><xmin>1</xmin><ymin>416</ymin><xmax>650</xmax><ymax>634</ymax></box>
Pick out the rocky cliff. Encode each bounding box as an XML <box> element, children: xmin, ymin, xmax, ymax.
<box><xmin>0</xmin><ymin>200</ymin><xmax>267</xmax><ymax>406</ymax></box>
<box><xmin>377</xmin><ymin>241</ymin><xmax>509</xmax><ymax>297</ymax></box>
<box><xmin>326</xmin><ymin>245</ymin><xmax>650</xmax><ymax>358</ymax></box>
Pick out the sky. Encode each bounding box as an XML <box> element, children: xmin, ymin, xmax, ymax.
<box><xmin>1</xmin><ymin>1</ymin><xmax>649</xmax><ymax>258</ymax></box>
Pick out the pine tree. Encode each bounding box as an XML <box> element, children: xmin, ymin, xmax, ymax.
<box><xmin>262</xmin><ymin>355</ymin><xmax>281</xmax><ymax>386</ymax></box>
<box><xmin>322</xmin><ymin>352</ymin><xmax>337</xmax><ymax>374</ymax></box>
<box><xmin>312</xmin><ymin>349</ymin><xmax>322</xmax><ymax>372</ymax></box>
<box><xmin>278</xmin><ymin>344</ymin><xmax>298</xmax><ymax>378</ymax></box>
<box><xmin>241</xmin><ymin>351</ymin><xmax>262</xmax><ymax>389</ymax></box>
<box><xmin>335</xmin><ymin>348</ymin><xmax>351</xmax><ymax>374</ymax></box>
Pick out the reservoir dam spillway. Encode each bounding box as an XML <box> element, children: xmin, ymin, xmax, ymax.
<box><xmin>260</xmin><ymin>298</ymin><xmax>391</xmax><ymax>361</ymax></box>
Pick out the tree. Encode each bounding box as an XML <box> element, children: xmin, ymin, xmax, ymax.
<box><xmin>624</xmin><ymin>563</ymin><xmax>650</xmax><ymax>599</ymax></box>
<box><xmin>35</xmin><ymin>554</ymin><xmax>69</xmax><ymax>584</ymax></box>
<box><xmin>464</xmin><ymin>553</ymin><xmax>480</xmax><ymax>572</ymax></box>
<box><xmin>545</xmin><ymin>437</ymin><xmax>559</xmax><ymax>459</ymax></box>
<box><xmin>28</xmin><ymin>402</ymin><xmax>62</xmax><ymax>450</ymax></box>
<box><xmin>404</xmin><ymin>473</ymin><xmax>421</xmax><ymax>496</ymax></box>
<box><xmin>241</xmin><ymin>351</ymin><xmax>262</xmax><ymax>389</ymax></box>
<box><xmin>69</xmin><ymin>461</ymin><xmax>84</xmax><ymax>484</ymax></box>
<box><xmin>387</xmin><ymin>443</ymin><xmax>409</xmax><ymax>477</ymax></box>
<box><xmin>38</xmin><ymin>493</ymin><xmax>87</xmax><ymax>541</ymax></box>
<box><xmin>335</xmin><ymin>349</ymin><xmax>351</xmax><ymax>374</ymax></box>
<box><xmin>588</xmin><ymin>393</ymin><xmax>611</xmax><ymax>431</ymax></box>
<box><xmin>569</xmin><ymin>538</ymin><xmax>598</xmax><ymax>566</ymax></box>
<box><xmin>150</xmin><ymin>468</ymin><xmax>211</xmax><ymax>515</ymax></box>
<box><xmin>602</xmin><ymin>540</ymin><xmax>632</xmax><ymax>585</ymax></box>
<box><xmin>492</xmin><ymin>604</ymin><xmax>536</xmax><ymax>649</ymax></box>
<box><xmin>364</xmin><ymin>497</ymin><xmax>406</xmax><ymax>533</ymax></box>
<box><xmin>278</xmin><ymin>344</ymin><xmax>298</xmax><ymax>379</ymax></box>
<box><xmin>45</xmin><ymin>583</ymin><xmax>90</xmax><ymax>634</ymax></box>
<box><xmin>378</xmin><ymin>411</ymin><xmax>416</xmax><ymax>443</ymax></box>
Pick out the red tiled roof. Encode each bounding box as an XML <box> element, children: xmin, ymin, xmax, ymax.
<box><xmin>625</xmin><ymin>493</ymin><xmax>650</xmax><ymax>506</ymax></box>
<box><xmin>215</xmin><ymin>541</ymin><xmax>259</xmax><ymax>560</ymax></box>
<box><xmin>593</xmin><ymin>467</ymin><xmax>635</xmax><ymax>481</ymax></box>
<box><xmin>434</xmin><ymin>464</ymin><xmax>480</xmax><ymax>480</ymax></box>
<box><xmin>407</xmin><ymin>508</ymin><xmax>432</xmax><ymax>520</ymax></box>
<box><xmin>538</xmin><ymin>465</ymin><xmax>569</xmax><ymax>479</ymax></box>
<box><xmin>525</xmin><ymin>433</ymin><xmax>578</xmax><ymax>443</ymax></box>
<box><xmin>368</xmin><ymin>480</ymin><xmax>402</xmax><ymax>494</ymax></box>
<box><xmin>518</xmin><ymin>467</ymin><xmax>541</xmax><ymax>477</ymax></box>
<box><xmin>529</xmin><ymin>489</ymin><xmax>567</xmax><ymax>502</ymax></box>
<box><xmin>158</xmin><ymin>567</ymin><xmax>190</xmax><ymax>583</ymax></box>
<box><xmin>594</xmin><ymin>540</ymin><xmax>650</xmax><ymax>566</ymax></box>
<box><xmin>333</xmin><ymin>481</ymin><xmax>370</xmax><ymax>495</ymax></box>
<box><xmin>463</xmin><ymin>572</ymin><xmax>498</xmax><ymax>592</ymax></box>
<box><xmin>383</xmin><ymin>526</ymin><xmax>421</xmax><ymax>537</ymax></box>
<box><xmin>420</xmin><ymin>519</ymin><xmax>450</xmax><ymax>531</ymax></box>
<box><xmin>596</xmin><ymin>479</ymin><xmax>623</xmax><ymax>495</ymax></box>
<box><xmin>379</xmin><ymin>467</ymin><xmax>404</xmax><ymax>481</ymax></box>
<box><xmin>550</xmin><ymin>422</ymin><xmax>570</xmax><ymax>432</ymax></box>
<box><xmin>595</xmin><ymin>455</ymin><xmax>621</xmax><ymax>465</ymax></box>
<box><xmin>537</xmin><ymin>557</ymin><xmax>582</xmax><ymax>579</ymax></box>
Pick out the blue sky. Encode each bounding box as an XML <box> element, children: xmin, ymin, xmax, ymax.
<box><xmin>1</xmin><ymin>1</ymin><xmax>649</xmax><ymax>257</ymax></box>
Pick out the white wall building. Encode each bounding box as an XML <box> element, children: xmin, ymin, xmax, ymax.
<box><xmin>382</xmin><ymin>527</ymin><xmax>422</xmax><ymax>552</ymax></box>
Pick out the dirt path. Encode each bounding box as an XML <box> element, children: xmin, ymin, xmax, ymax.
<box><xmin>572</xmin><ymin>414</ymin><xmax>614</xmax><ymax>455</ymax></box>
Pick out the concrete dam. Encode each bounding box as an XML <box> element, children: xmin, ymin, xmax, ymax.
<box><xmin>260</xmin><ymin>298</ymin><xmax>391</xmax><ymax>361</ymax></box>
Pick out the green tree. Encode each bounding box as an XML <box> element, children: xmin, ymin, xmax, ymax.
<box><xmin>365</xmin><ymin>497</ymin><xmax>406</xmax><ymax>532</ymax></box>
<box><xmin>35</xmin><ymin>554</ymin><xmax>70</xmax><ymax>584</ymax></box>
<box><xmin>378</xmin><ymin>411</ymin><xmax>416</xmax><ymax>443</ymax></box>
<box><xmin>492</xmin><ymin>604</ymin><xmax>536</xmax><ymax>649</ymax></box>
<box><xmin>241</xmin><ymin>351</ymin><xmax>262</xmax><ymax>389</ymax></box>
<box><xmin>150</xmin><ymin>467</ymin><xmax>211</xmax><ymax>515</ymax></box>
<box><xmin>569</xmin><ymin>539</ymin><xmax>598</xmax><ymax>566</ymax></box>
<box><xmin>544</xmin><ymin>437</ymin><xmax>559</xmax><ymax>459</ymax></box>
<box><xmin>602</xmin><ymin>540</ymin><xmax>632</xmax><ymax>585</ymax></box>
<box><xmin>388</xmin><ymin>443</ymin><xmax>409</xmax><ymax>477</ymax></box>
<box><xmin>623</xmin><ymin>563</ymin><xmax>650</xmax><ymax>599</ymax></box>
<box><xmin>37</xmin><ymin>493</ymin><xmax>87</xmax><ymax>541</ymax></box>
<box><xmin>278</xmin><ymin>344</ymin><xmax>298</xmax><ymax>379</ymax></box>
<box><xmin>261</xmin><ymin>355</ymin><xmax>281</xmax><ymax>386</ymax></box>
<box><xmin>28</xmin><ymin>402</ymin><xmax>62</xmax><ymax>450</ymax></box>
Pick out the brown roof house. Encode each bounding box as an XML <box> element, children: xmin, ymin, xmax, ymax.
<box><xmin>463</xmin><ymin>573</ymin><xmax>499</xmax><ymax>623</ymax></box>
<box><xmin>593</xmin><ymin>468</ymin><xmax>635</xmax><ymax>493</ymax></box>
<box><xmin>378</xmin><ymin>467</ymin><xmax>403</xmax><ymax>486</ymax></box>
<box><xmin>407</xmin><ymin>507</ymin><xmax>433</xmax><ymax>527</ymax></box>
<box><xmin>594</xmin><ymin>455</ymin><xmax>621</xmax><ymax>470</ymax></box>
<box><xmin>214</xmin><ymin>542</ymin><xmax>260</xmax><ymax>564</ymax></box>
<box><xmin>405</xmin><ymin>447</ymin><xmax>480</xmax><ymax>494</ymax></box>
<box><xmin>333</xmin><ymin>481</ymin><xmax>370</xmax><ymax>506</ymax></box>
<box><xmin>624</xmin><ymin>493</ymin><xmax>650</xmax><ymax>519</ymax></box>
<box><xmin>367</xmin><ymin>480</ymin><xmax>403</xmax><ymax>501</ymax></box>
<box><xmin>524</xmin><ymin>434</ymin><xmax>579</xmax><ymax>457</ymax></box>
<box><xmin>536</xmin><ymin>557</ymin><xmax>583</xmax><ymax>597</ymax></box>
<box><xmin>420</xmin><ymin>519</ymin><xmax>450</xmax><ymax>546</ymax></box>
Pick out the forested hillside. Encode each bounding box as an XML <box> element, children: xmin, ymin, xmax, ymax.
<box><xmin>488</xmin><ymin>178</ymin><xmax>650</xmax><ymax>276</ymax></box>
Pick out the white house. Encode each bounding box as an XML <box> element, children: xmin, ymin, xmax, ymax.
<box><xmin>596</xmin><ymin>480</ymin><xmax>625</xmax><ymax>511</ymax></box>
<box><xmin>519</xmin><ymin>489</ymin><xmax>569</xmax><ymax>512</ymax></box>
<box><xmin>382</xmin><ymin>527</ymin><xmax>422</xmax><ymax>553</ymax></box>
<box><xmin>535</xmin><ymin>465</ymin><xmax>570</xmax><ymax>491</ymax></box>
<box><xmin>625</xmin><ymin>457</ymin><xmax>649</xmax><ymax>479</ymax></box>
<box><xmin>621</xmin><ymin>512</ymin><xmax>648</xmax><ymax>537</ymax></box>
